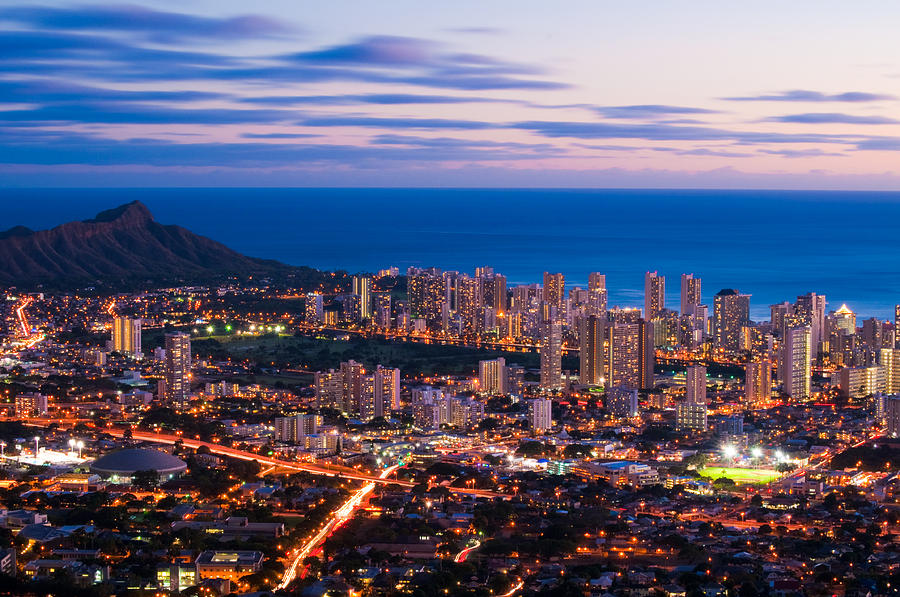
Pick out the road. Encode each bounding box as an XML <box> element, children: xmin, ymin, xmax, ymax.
<box><xmin>24</xmin><ymin>420</ymin><xmax>507</xmax><ymax>498</ymax></box>
<box><xmin>1</xmin><ymin>297</ymin><xmax>44</xmax><ymax>356</ymax></box>
<box><xmin>454</xmin><ymin>539</ymin><xmax>481</xmax><ymax>563</ymax></box>
<box><xmin>277</xmin><ymin>464</ymin><xmax>399</xmax><ymax>590</ymax></box>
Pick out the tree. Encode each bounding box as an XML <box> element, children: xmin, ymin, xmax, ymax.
<box><xmin>563</xmin><ymin>444</ymin><xmax>593</xmax><ymax>459</ymax></box>
<box><xmin>516</xmin><ymin>440</ymin><xmax>552</xmax><ymax>458</ymax></box>
<box><xmin>132</xmin><ymin>469</ymin><xmax>158</xmax><ymax>489</ymax></box>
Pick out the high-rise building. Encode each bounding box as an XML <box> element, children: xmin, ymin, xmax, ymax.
<box><xmin>15</xmin><ymin>392</ymin><xmax>48</xmax><ymax>418</ymax></box>
<box><xmin>795</xmin><ymin>293</ymin><xmax>826</xmax><ymax>354</ymax></box>
<box><xmin>780</xmin><ymin>326</ymin><xmax>811</xmax><ymax>399</ymax></box>
<box><xmin>542</xmin><ymin>272</ymin><xmax>565</xmax><ymax>314</ymax></box>
<box><xmin>605</xmin><ymin>320</ymin><xmax>654</xmax><ymax>390</ymax></box>
<box><xmin>481</xmin><ymin>273</ymin><xmax>507</xmax><ymax>313</ymax></box>
<box><xmin>352</xmin><ymin>275</ymin><xmax>372</xmax><ymax>319</ymax></box>
<box><xmin>676</xmin><ymin>402</ymin><xmax>707</xmax><ymax>431</ymax></box>
<box><xmin>713</xmin><ymin>289</ymin><xmax>751</xmax><ymax>351</ymax></box>
<box><xmin>606</xmin><ymin>387</ymin><xmax>639</xmax><ymax>418</ymax></box>
<box><xmin>680</xmin><ymin>274</ymin><xmax>701</xmax><ymax>316</ymax></box>
<box><xmin>579</xmin><ymin>314</ymin><xmax>604</xmax><ymax>385</ymax></box>
<box><xmin>831</xmin><ymin>304</ymin><xmax>856</xmax><ymax>335</ymax></box>
<box><xmin>112</xmin><ymin>316</ymin><xmax>142</xmax><ymax>357</ymax></box>
<box><xmin>274</xmin><ymin>414</ymin><xmax>321</xmax><ymax>443</ymax></box>
<box><xmin>540</xmin><ymin>318</ymin><xmax>563</xmax><ymax>390</ymax></box>
<box><xmin>528</xmin><ymin>397</ymin><xmax>553</xmax><ymax>432</ymax></box>
<box><xmin>833</xmin><ymin>366</ymin><xmax>884</xmax><ymax>398</ymax></box>
<box><xmin>861</xmin><ymin>317</ymin><xmax>884</xmax><ymax>350</ymax></box>
<box><xmin>305</xmin><ymin>293</ymin><xmax>324</xmax><ymax>324</ymax></box>
<box><xmin>457</xmin><ymin>274</ymin><xmax>484</xmax><ymax>336</ymax></box>
<box><xmin>644</xmin><ymin>271</ymin><xmax>665</xmax><ymax>319</ymax></box>
<box><xmin>316</xmin><ymin>361</ymin><xmax>399</xmax><ymax>418</ymax></box>
<box><xmin>677</xmin><ymin>365</ymin><xmax>708</xmax><ymax>431</ymax></box>
<box><xmin>163</xmin><ymin>332</ymin><xmax>192</xmax><ymax>404</ymax></box>
<box><xmin>478</xmin><ymin>357</ymin><xmax>507</xmax><ymax>394</ymax></box>
<box><xmin>588</xmin><ymin>272</ymin><xmax>606</xmax><ymax>293</ymax></box>
<box><xmin>880</xmin><ymin>348</ymin><xmax>900</xmax><ymax>394</ymax></box>
<box><xmin>886</xmin><ymin>395</ymin><xmax>900</xmax><ymax>437</ymax></box>
<box><xmin>685</xmin><ymin>365</ymin><xmax>707</xmax><ymax>405</ymax></box>
<box><xmin>374</xmin><ymin>365</ymin><xmax>400</xmax><ymax>417</ymax></box>
<box><xmin>895</xmin><ymin>305</ymin><xmax>900</xmax><ymax>348</ymax></box>
<box><xmin>745</xmin><ymin>361</ymin><xmax>772</xmax><ymax>405</ymax></box>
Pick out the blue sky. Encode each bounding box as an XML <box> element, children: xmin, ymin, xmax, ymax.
<box><xmin>2</xmin><ymin>1</ymin><xmax>900</xmax><ymax>188</ymax></box>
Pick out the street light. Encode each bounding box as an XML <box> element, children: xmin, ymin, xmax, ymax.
<box><xmin>68</xmin><ymin>439</ymin><xmax>76</xmax><ymax>454</ymax></box>
<box><xmin>751</xmin><ymin>447</ymin><xmax>763</xmax><ymax>459</ymax></box>
<box><xmin>723</xmin><ymin>445</ymin><xmax>738</xmax><ymax>459</ymax></box>
<box><xmin>0</xmin><ymin>441</ymin><xmax>5</xmax><ymax>459</ymax></box>
<box><xmin>33</xmin><ymin>436</ymin><xmax>40</xmax><ymax>457</ymax></box>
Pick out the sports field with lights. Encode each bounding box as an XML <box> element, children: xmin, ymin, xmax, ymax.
<box><xmin>698</xmin><ymin>467</ymin><xmax>782</xmax><ymax>484</ymax></box>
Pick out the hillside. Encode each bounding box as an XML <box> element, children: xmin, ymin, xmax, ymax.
<box><xmin>0</xmin><ymin>201</ymin><xmax>309</xmax><ymax>288</ymax></box>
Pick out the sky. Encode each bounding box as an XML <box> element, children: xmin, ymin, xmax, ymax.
<box><xmin>2</xmin><ymin>1</ymin><xmax>900</xmax><ymax>188</ymax></box>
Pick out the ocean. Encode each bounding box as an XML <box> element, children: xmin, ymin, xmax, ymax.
<box><xmin>5</xmin><ymin>187</ymin><xmax>900</xmax><ymax>321</ymax></box>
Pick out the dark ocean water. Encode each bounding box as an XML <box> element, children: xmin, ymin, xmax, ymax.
<box><xmin>5</xmin><ymin>188</ymin><xmax>900</xmax><ymax>320</ymax></box>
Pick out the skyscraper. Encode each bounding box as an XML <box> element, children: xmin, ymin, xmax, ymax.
<box><xmin>745</xmin><ymin>361</ymin><xmax>772</xmax><ymax>405</ymax></box>
<box><xmin>831</xmin><ymin>304</ymin><xmax>856</xmax><ymax>335</ymax></box>
<box><xmin>886</xmin><ymin>395</ymin><xmax>900</xmax><ymax>437</ymax></box>
<box><xmin>605</xmin><ymin>319</ymin><xmax>654</xmax><ymax>390</ymax></box>
<box><xmin>374</xmin><ymin>365</ymin><xmax>400</xmax><ymax>416</ymax></box>
<box><xmin>677</xmin><ymin>365</ymin><xmax>708</xmax><ymax>431</ymax></box>
<box><xmin>685</xmin><ymin>365</ymin><xmax>707</xmax><ymax>405</ymax></box>
<box><xmin>112</xmin><ymin>316</ymin><xmax>142</xmax><ymax>357</ymax></box>
<box><xmin>478</xmin><ymin>357</ymin><xmax>508</xmax><ymax>394</ymax></box>
<box><xmin>163</xmin><ymin>332</ymin><xmax>191</xmax><ymax>405</ymax></box>
<box><xmin>588</xmin><ymin>272</ymin><xmax>606</xmax><ymax>293</ymax></box>
<box><xmin>780</xmin><ymin>326</ymin><xmax>811</xmax><ymax>399</ymax></box>
<box><xmin>579</xmin><ymin>314</ymin><xmax>604</xmax><ymax>385</ymax></box>
<box><xmin>305</xmin><ymin>293</ymin><xmax>324</xmax><ymax>324</ymax></box>
<box><xmin>713</xmin><ymin>289</ymin><xmax>751</xmax><ymax>351</ymax></box>
<box><xmin>457</xmin><ymin>274</ymin><xmax>483</xmax><ymax>336</ymax></box>
<box><xmin>539</xmin><ymin>317</ymin><xmax>563</xmax><ymax>390</ymax></box>
<box><xmin>528</xmin><ymin>397</ymin><xmax>553</xmax><ymax>432</ymax></box>
<box><xmin>680</xmin><ymin>274</ymin><xmax>701</xmax><ymax>316</ymax></box>
<box><xmin>880</xmin><ymin>348</ymin><xmax>900</xmax><ymax>394</ymax></box>
<box><xmin>895</xmin><ymin>305</ymin><xmax>900</xmax><ymax>348</ymax></box>
<box><xmin>795</xmin><ymin>292</ymin><xmax>826</xmax><ymax>353</ymax></box>
<box><xmin>606</xmin><ymin>387</ymin><xmax>639</xmax><ymax>418</ymax></box>
<box><xmin>352</xmin><ymin>275</ymin><xmax>372</xmax><ymax>319</ymax></box>
<box><xmin>542</xmin><ymin>272</ymin><xmax>565</xmax><ymax>314</ymax></box>
<box><xmin>644</xmin><ymin>271</ymin><xmax>665</xmax><ymax>319</ymax></box>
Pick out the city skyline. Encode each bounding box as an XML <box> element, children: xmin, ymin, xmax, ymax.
<box><xmin>2</xmin><ymin>1</ymin><xmax>900</xmax><ymax>188</ymax></box>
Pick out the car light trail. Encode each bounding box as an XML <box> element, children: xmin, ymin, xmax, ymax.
<box><xmin>276</xmin><ymin>464</ymin><xmax>399</xmax><ymax>591</ymax></box>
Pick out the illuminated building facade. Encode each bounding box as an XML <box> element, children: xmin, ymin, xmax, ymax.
<box><xmin>713</xmin><ymin>288</ymin><xmax>750</xmax><ymax>352</ymax></box>
<box><xmin>112</xmin><ymin>316</ymin><xmax>142</xmax><ymax>357</ymax></box>
<box><xmin>644</xmin><ymin>271</ymin><xmax>665</xmax><ymax>319</ymax></box>
<box><xmin>163</xmin><ymin>332</ymin><xmax>191</xmax><ymax>405</ymax></box>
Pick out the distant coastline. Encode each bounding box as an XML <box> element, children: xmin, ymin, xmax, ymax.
<box><xmin>7</xmin><ymin>187</ymin><xmax>900</xmax><ymax>320</ymax></box>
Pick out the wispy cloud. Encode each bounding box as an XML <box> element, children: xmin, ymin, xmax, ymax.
<box><xmin>725</xmin><ymin>90</ymin><xmax>895</xmax><ymax>102</ymax></box>
<box><xmin>511</xmin><ymin>120</ymin><xmax>856</xmax><ymax>145</ymax></box>
<box><xmin>0</xmin><ymin>4</ymin><xmax>292</xmax><ymax>43</ymax></box>
<box><xmin>767</xmin><ymin>112</ymin><xmax>899</xmax><ymax>125</ymax></box>
<box><xmin>300</xmin><ymin>116</ymin><xmax>494</xmax><ymax>130</ymax></box>
<box><xmin>0</xmin><ymin>134</ymin><xmax>565</xmax><ymax>167</ymax></box>
<box><xmin>596</xmin><ymin>105</ymin><xmax>719</xmax><ymax>119</ymax></box>
<box><xmin>758</xmin><ymin>148</ymin><xmax>846</xmax><ymax>158</ymax></box>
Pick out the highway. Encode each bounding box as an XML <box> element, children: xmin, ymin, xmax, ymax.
<box><xmin>24</xmin><ymin>420</ymin><xmax>507</xmax><ymax>498</ymax></box>
<box><xmin>276</xmin><ymin>464</ymin><xmax>399</xmax><ymax>590</ymax></box>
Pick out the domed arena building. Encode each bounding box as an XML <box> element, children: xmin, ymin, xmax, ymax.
<box><xmin>89</xmin><ymin>448</ymin><xmax>187</xmax><ymax>483</ymax></box>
